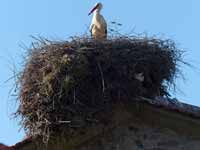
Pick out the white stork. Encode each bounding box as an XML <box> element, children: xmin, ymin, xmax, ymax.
<box><xmin>88</xmin><ymin>2</ymin><xmax>107</xmax><ymax>40</ymax></box>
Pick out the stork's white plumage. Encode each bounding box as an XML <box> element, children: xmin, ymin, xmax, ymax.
<box><xmin>88</xmin><ymin>2</ymin><xmax>107</xmax><ymax>40</ymax></box>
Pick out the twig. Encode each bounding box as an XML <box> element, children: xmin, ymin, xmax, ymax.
<box><xmin>97</xmin><ymin>61</ymin><xmax>105</xmax><ymax>93</ymax></box>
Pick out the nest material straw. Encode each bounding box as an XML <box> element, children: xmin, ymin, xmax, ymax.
<box><xmin>16</xmin><ymin>36</ymin><xmax>183</xmax><ymax>143</ymax></box>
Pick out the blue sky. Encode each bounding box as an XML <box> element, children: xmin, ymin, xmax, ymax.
<box><xmin>0</xmin><ymin>0</ymin><xmax>200</xmax><ymax>146</ymax></box>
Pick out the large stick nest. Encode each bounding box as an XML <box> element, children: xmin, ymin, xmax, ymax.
<box><xmin>16</xmin><ymin>36</ymin><xmax>183</xmax><ymax>143</ymax></box>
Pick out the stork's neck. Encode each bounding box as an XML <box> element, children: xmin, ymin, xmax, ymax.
<box><xmin>94</xmin><ymin>9</ymin><xmax>101</xmax><ymax>15</ymax></box>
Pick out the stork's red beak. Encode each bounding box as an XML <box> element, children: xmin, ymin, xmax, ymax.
<box><xmin>88</xmin><ymin>4</ymin><xmax>99</xmax><ymax>16</ymax></box>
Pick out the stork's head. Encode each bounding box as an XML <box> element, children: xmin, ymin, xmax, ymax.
<box><xmin>88</xmin><ymin>2</ymin><xmax>103</xmax><ymax>15</ymax></box>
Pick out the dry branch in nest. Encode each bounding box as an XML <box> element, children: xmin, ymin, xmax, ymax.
<box><xmin>16</xmin><ymin>36</ymin><xmax>184</xmax><ymax>143</ymax></box>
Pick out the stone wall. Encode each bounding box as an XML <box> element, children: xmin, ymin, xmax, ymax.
<box><xmin>17</xmin><ymin>103</ymin><xmax>200</xmax><ymax>150</ymax></box>
<box><xmin>76</xmin><ymin>103</ymin><xmax>200</xmax><ymax>150</ymax></box>
<box><xmin>77</xmin><ymin>119</ymin><xmax>200</xmax><ymax>150</ymax></box>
